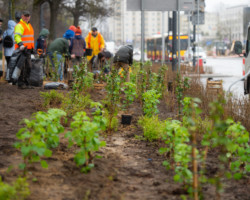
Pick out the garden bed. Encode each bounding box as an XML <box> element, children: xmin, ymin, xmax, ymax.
<box><xmin>0</xmin><ymin>82</ymin><xmax>249</xmax><ymax>200</ymax></box>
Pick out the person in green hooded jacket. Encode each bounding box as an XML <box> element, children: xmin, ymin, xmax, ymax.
<box><xmin>35</xmin><ymin>28</ymin><xmax>49</xmax><ymax>57</ymax></box>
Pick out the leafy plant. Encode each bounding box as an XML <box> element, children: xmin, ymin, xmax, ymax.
<box><xmin>202</xmin><ymin>98</ymin><xmax>250</xmax><ymax>198</ymax></box>
<box><xmin>40</xmin><ymin>90</ymin><xmax>65</xmax><ymax>109</ymax></box>
<box><xmin>104</xmin><ymin>66</ymin><xmax>122</xmax><ymax>133</ymax></box>
<box><xmin>122</xmin><ymin>82</ymin><xmax>137</xmax><ymax>110</ymax></box>
<box><xmin>136</xmin><ymin>69</ymin><xmax>147</xmax><ymax>103</ymax></box>
<box><xmin>0</xmin><ymin>176</ymin><xmax>30</xmax><ymax>200</ymax></box>
<box><xmin>175</xmin><ymin>73</ymin><xmax>190</xmax><ymax>115</ymax></box>
<box><xmin>65</xmin><ymin>111</ymin><xmax>106</xmax><ymax>172</ymax></box>
<box><xmin>157</xmin><ymin>64</ymin><xmax>168</xmax><ymax>96</ymax></box>
<box><xmin>159</xmin><ymin>119</ymin><xmax>193</xmax><ymax>188</ymax></box>
<box><xmin>62</xmin><ymin>92</ymin><xmax>91</xmax><ymax>119</ymax></box>
<box><xmin>14</xmin><ymin>109</ymin><xmax>66</xmax><ymax>174</ymax></box>
<box><xmin>142</xmin><ymin>89</ymin><xmax>161</xmax><ymax>117</ymax></box>
<box><xmin>138</xmin><ymin>115</ymin><xmax>165</xmax><ymax>141</ymax></box>
<box><xmin>72</xmin><ymin>63</ymin><xmax>94</xmax><ymax>98</ymax></box>
<box><xmin>148</xmin><ymin>72</ymin><xmax>158</xmax><ymax>91</ymax></box>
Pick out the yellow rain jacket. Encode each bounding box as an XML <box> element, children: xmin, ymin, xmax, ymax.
<box><xmin>85</xmin><ymin>31</ymin><xmax>105</xmax><ymax>61</ymax></box>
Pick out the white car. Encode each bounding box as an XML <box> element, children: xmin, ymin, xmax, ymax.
<box><xmin>184</xmin><ymin>47</ymin><xmax>207</xmax><ymax>64</ymax></box>
<box><xmin>133</xmin><ymin>50</ymin><xmax>149</xmax><ymax>62</ymax></box>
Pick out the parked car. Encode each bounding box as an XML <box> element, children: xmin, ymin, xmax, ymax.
<box><xmin>184</xmin><ymin>46</ymin><xmax>207</xmax><ymax>64</ymax></box>
<box><xmin>133</xmin><ymin>50</ymin><xmax>149</xmax><ymax>62</ymax></box>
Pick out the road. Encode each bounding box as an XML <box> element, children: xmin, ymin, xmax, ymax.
<box><xmin>202</xmin><ymin>56</ymin><xmax>245</xmax><ymax>98</ymax></box>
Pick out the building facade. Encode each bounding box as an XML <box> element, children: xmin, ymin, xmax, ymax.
<box><xmin>219</xmin><ymin>5</ymin><xmax>250</xmax><ymax>45</ymax></box>
<box><xmin>106</xmin><ymin>0</ymin><xmax>169</xmax><ymax>48</ymax></box>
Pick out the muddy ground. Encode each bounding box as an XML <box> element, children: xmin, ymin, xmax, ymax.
<box><xmin>0</xmin><ymin>82</ymin><xmax>249</xmax><ymax>200</ymax></box>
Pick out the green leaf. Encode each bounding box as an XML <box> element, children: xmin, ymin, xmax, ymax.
<box><xmin>19</xmin><ymin>163</ymin><xmax>26</xmax><ymax>170</ymax></box>
<box><xmin>233</xmin><ymin>173</ymin><xmax>242</xmax><ymax>180</ymax></box>
<box><xmin>174</xmin><ymin>174</ymin><xmax>181</xmax><ymax>182</ymax></box>
<box><xmin>21</xmin><ymin>146</ymin><xmax>31</xmax><ymax>156</ymax></box>
<box><xmin>225</xmin><ymin>172</ymin><xmax>232</xmax><ymax>179</ymax></box>
<box><xmin>40</xmin><ymin>160</ymin><xmax>48</xmax><ymax>168</ymax></box>
<box><xmin>245</xmin><ymin>164</ymin><xmax>250</xmax><ymax>172</ymax></box>
<box><xmin>44</xmin><ymin>149</ymin><xmax>52</xmax><ymax>157</ymax></box>
<box><xmin>159</xmin><ymin>148</ymin><xmax>168</xmax><ymax>154</ymax></box>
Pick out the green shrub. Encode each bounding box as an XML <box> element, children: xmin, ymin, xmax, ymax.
<box><xmin>0</xmin><ymin>176</ymin><xmax>30</xmax><ymax>200</ymax></box>
<box><xmin>40</xmin><ymin>90</ymin><xmax>65</xmax><ymax>108</ymax></box>
<box><xmin>14</xmin><ymin>109</ymin><xmax>66</xmax><ymax>174</ymax></box>
<box><xmin>138</xmin><ymin>115</ymin><xmax>165</xmax><ymax>141</ymax></box>
<box><xmin>142</xmin><ymin>89</ymin><xmax>161</xmax><ymax>117</ymax></box>
<box><xmin>62</xmin><ymin>92</ymin><xmax>91</xmax><ymax>118</ymax></box>
<box><xmin>65</xmin><ymin>111</ymin><xmax>106</xmax><ymax>172</ymax></box>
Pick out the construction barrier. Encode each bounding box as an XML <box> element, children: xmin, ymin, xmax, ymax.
<box><xmin>243</xmin><ymin>57</ymin><xmax>245</xmax><ymax>76</ymax></box>
<box><xmin>195</xmin><ymin>58</ymin><xmax>204</xmax><ymax>74</ymax></box>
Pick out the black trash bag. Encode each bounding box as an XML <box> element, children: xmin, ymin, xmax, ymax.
<box><xmin>6</xmin><ymin>49</ymin><xmax>22</xmax><ymax>81</ymax></box>
<box><xmin>11</xmin><ymin>52</ymin><xmax>26</xmax><ymax>83</ymax></box>
<box><xmin>29</xmin><ymin>58</ymin><xmax>44</xmax><ymax>87</ymax></box>
<box><xmin>44</xmin><ymin>82</ymin><xmax>68</xmax><ymax>90</ymax></box>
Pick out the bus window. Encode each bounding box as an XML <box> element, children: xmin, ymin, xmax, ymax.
<box><xmin>181</xmin><ymin>39</ymin><xmax>188</xmax><ymax>50</ymax></box>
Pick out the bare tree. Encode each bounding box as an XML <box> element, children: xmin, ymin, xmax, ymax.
<box><xmin>61</xmin><ymin>0</ymin><xmax>114</xmax><ymax>27</ymax></box>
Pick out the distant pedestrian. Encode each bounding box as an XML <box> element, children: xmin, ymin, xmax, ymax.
<box><xmin>2</xmin><ymin>20</ymin><xmax>16</xmax><ymax>66</ymax></box>
<box><xmin>70</xmin><ymin>26</ymin><xmax>86</xmax><ymax>66</ymax></box>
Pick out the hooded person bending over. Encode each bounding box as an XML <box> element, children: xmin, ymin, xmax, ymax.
<box><xmin>113</xmin><ymin>44</ymin><xmax>133</xmax><ymax>82</ymax></box>
<box><xmin>47</xmin><ymin>30</ymin><xmax>74</xmax><ymax>81</ymax></box>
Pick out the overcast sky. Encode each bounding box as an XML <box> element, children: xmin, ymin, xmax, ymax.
<box><xmin>205</xmin><ymin>0</ymin><xmax>250</xmax><ymax>12</ymax></box>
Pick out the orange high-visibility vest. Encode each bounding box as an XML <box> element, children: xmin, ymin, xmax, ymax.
<box><xmin>14</xmin><ymin>21</ymin><xmax>34</xmax><ymax>50</ymax></box>
<box><xmin>87</xmin><ymin>32</ymin><xmax>102</xmax><ymax>50</ymax></box>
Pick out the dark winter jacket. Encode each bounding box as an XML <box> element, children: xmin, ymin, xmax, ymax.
<box><xmin>35</xmin><ymin>28</ymin><xmax>49</xmax><ymax>54</ymax></box>
<box><xmin>2</xmin><ymin>20</ymin><xmax>16</xmax><ymax>57</ymax></box>
<box><xmin>113</xmin><ymin>45</ymin><xmax>133</xmax><ymax>65</ymax></box>
<box><xmin>70</xmin><ymin>35</ymin><xmax>86</xmax><ymax>57</ymax></box>
<box><xmin>47</xmin><ymin>38</ymin><xmax>70</xmax><ymax>56</ymax></box>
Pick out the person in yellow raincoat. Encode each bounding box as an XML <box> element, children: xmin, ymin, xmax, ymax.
<box><xmin>85</xmin><ymin>27</ymin><xmax>105</xmax><ymax>65</ymax></box>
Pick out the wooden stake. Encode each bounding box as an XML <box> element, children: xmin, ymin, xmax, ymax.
<box><xmin>192</xmin><ymin>130</ymin><xmax>199</xmax><ymax>200</ymax></box>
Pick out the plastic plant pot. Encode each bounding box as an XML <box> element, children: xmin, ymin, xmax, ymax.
<box><xmin>121</xmin><ymin>114</ymin><xmax>132</xmax><ymax>125</ymax></box>
<box><xmin>85</xmin><ymin>49</ymin><xmax>93</xmax><ymax>56</ymax></box>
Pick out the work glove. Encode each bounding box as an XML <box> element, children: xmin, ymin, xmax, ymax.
<box><xmin>20</xmin><ymin>45</ymin><xmax>26</xmax><ymax>51</ymax></box>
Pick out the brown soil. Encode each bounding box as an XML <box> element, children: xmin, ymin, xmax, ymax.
<box><xmin>0</xmin><ymin>82</ymin><xmax>249</xmax><ymax>200</ymax></box>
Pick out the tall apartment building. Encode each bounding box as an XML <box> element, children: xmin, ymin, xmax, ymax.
<box><xmin>106</xmin><ymin>0</ymin><xmax>169</xmax><ymax>48</ymax></box>
<box><xmin>219</xmin><ymin>5</ymin><xmax>250</xmax><ymax>44</ymax></box>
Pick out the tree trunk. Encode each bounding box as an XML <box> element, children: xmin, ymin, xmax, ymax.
<box><xmin>48</xmin><ymin>0</ymin><xmax>60</xmax><ymax>40</ymax></box>
<box><xmin>73</xmin><ymin>13</ymin><xmax>80</xmax><ymax>27</ymax></box>
<box><xmin>31</xmin><ymin>2</ymin><xmax>41</xmax><ymax>40</ymax></box>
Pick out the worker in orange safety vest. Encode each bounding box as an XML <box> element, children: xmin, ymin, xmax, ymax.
<box><xmin>14</xmin><ymin>10</ymin><xmax>34</xmax><ymax>89</ymax></box>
